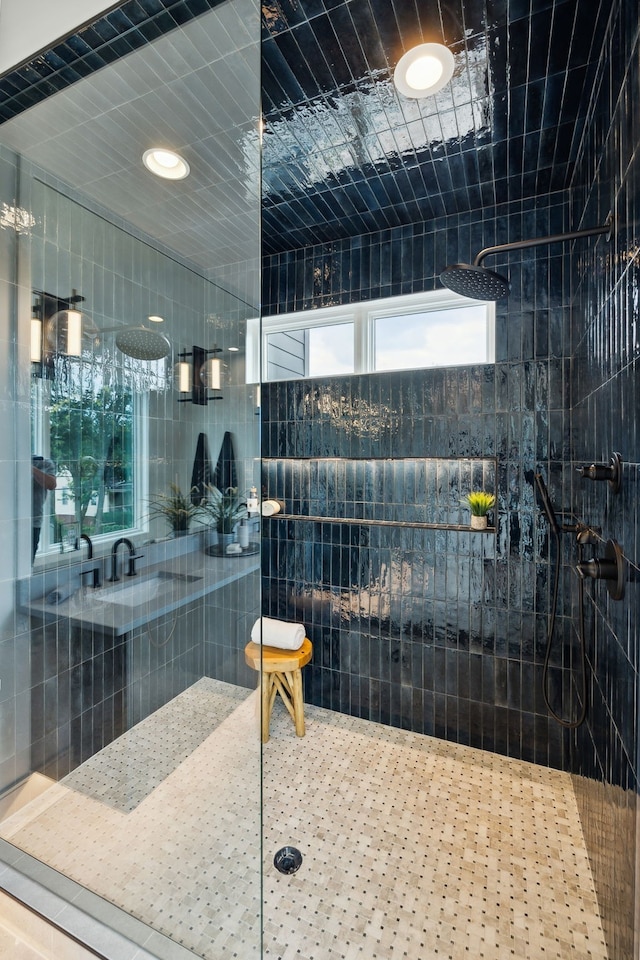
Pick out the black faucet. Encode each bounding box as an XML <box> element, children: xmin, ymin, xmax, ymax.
<box><xmin>109</xmin><ymin>537</ymin><xmax>143</xmax><ymax>581</ymax></box>
<box><xmin>79</xmin><ymin>564</ymin><xmax>101</xmax><ymax>588</ymax></box>
<box><xmin>75</xmin><ymin>533</ymin><xmax>93</xmax><ymax>559</ymax></box>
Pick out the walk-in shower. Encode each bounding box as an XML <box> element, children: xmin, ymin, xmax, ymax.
<box><xmin>0</xmin><ymin>0</ymin><xmax>637</xmax><ymax>958</ymax></box>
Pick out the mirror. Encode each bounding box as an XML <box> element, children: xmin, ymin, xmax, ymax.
<box><xmin>0</xmin><ymin>1</ymin><xmax>261</xmax><ymax>569</ymax></box>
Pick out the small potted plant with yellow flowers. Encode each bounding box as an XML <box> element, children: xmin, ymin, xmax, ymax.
<box><xmin>461</xmin><ymin>491</ymin><xmax>496</xmax><ymax>530</ymax></box>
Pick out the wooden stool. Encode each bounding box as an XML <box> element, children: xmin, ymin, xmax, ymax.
<box><xmin>244</xmin><ymin>638</ymin><xmax>312</xmax><ymax>743</ymax></box>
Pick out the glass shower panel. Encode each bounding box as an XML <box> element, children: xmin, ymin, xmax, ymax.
<box><xmin>0</xmin><ymin>1</ymin><xmax>262</xmax><ymax>957</ymax></box>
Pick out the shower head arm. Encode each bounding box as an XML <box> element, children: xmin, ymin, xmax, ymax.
<box><xmin>473</xmin><ymin>218</ymin><xmax>611</xmax><ymax>267</ymax></box>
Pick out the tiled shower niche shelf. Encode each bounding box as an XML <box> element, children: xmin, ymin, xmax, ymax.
<box><xmin>269</xmin><ymin>513</ymin><xmax>496</xmax><ymax>533</ymax></box>
<box><xmin>262</xmin><ymin>456</ymin><xmax>497</xmax><ymax>533</ymax></box>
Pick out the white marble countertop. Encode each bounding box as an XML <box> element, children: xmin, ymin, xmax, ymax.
<box><xmin>23</xmin><ymin>546</ymin><xmax>260</xmax><ymax>637</ymax></box>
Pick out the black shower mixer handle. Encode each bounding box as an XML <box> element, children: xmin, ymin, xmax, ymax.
<box><xmin>577</xmin><ymin>463</ymin><xmax>614</xmax><ymax>481</ymax></box>
<box><xmin>576</xmin><ymin>453</ymin><xmax>622</xmax><ymax>493</ymax></box>
<box><xmin>575</xmin><ymin>538</ymin><xmax>625</xmax><ymax>601</ymax></box>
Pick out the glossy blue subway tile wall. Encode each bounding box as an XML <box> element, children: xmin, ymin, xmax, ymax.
<box><xmin>261</xmin><ymin>336</ymin><xmax>574</xmax><ymax>770</ymax></box>
<box><xmin>263</xmin><ymin>194</ymin><xmax>571</xmax><ymax>322</ymax></box>
<box><xmin>566</xmin><ymin>2</ymin><xmax>640</xmax><ymax>956</ymax></box>
<box><xmin>262</xmin><ymin>2</ymin><xmax>638</xmax><ymax>954</ymax></box>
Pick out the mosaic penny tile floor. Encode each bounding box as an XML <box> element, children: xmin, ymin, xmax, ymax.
<box><xmin>0</xmin><ymin>679</ymin><xmax>607</xmax><ymax>960</ymax></box>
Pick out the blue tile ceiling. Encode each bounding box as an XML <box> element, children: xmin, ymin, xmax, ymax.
<box><xmin>0</xmin><ymin>0</ymin><xmax>608</xmax><ymax>259</ymax></box>
<box><xmin>261</xmin><ymin>0</ymin><xmax>608</xmax><ymax>254</ymax></box>
<box><xmin>0</xmin><ymin>0</ymin><xmax>227</xmax><ymax>122</ymax></box>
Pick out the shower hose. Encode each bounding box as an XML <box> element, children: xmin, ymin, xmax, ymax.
<box><xmin>543</xmin><ymin>522</ymin><xmax>588</xmax><ymax>728</ymax></box>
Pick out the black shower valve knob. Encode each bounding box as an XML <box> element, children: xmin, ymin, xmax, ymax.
<box><xmin>576</xmin><ymin>453</ymin><xmax>622</xmax><ymax>493</ymax></box>
<box><xmin>578</xmin><ymin>463</ymin><xmax>613</xmax><ymax>481</ymax></box>
<box><xmin>575</xmin><ymin>538</ymin><xmax>625</xmax><ymax>601</ymax></box>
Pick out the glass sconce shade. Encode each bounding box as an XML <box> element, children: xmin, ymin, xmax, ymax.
<box><xmin>174</xmin><ymin>361</ymin><xmax>191</xmax><ymax>393</ymax></box>
<box><xmin>200</xmin><ymin>357</ymin><xmax>221</xmax><ymax>390</ymax></box>
<box><xmin>46</xmin><ymin>307</ymin><xmax>83</xmax><ymax>356</ymax></box>
<box><xmin>31</xmin><ymin>317</ymin><xmax>43</xmax><ymax>362</ymax></box>
<box><xmin>66</xmin><ymin>309</ymin><xmax>82</xmax><ymax>356</ymax></box>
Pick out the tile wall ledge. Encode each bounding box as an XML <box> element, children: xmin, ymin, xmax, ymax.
<box><xmin>268</xmin><ymin>514</ymin><xmax>496</xmax><ymax>533</ymax></box>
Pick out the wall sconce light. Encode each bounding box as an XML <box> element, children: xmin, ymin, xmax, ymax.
<box><xmin>175</xmin><ymin>345</ymin><xmax>223</xmax><ymax>405</ymax></box>
<box><xmin>31</xmin><ymin>289</ymin><xmax>85</xmax><ymax>378</ymax></box>
<box><xmin>175</xmin><ymin>358</ymin><xmax>191</xmax><ymax>394</ymax></box>
<box><xmin>30</xmin><ymin>302</ymin><xmax>43</xmax><ymax>364</ymax></box>
<box><xmin>46</xmin><ymin>289</ymin><xmax>85</xmax><ymax>357</ymax></box>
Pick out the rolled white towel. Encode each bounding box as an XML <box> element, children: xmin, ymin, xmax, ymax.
<box><xmin>251</xmin><ymin>616</ymin><xmax>305</xmax><ymax>650</ymax></box>
<box><xmin>261</xmin><ymin>499</ymin><xmax>282</xmax><ymax>517</ymax></box>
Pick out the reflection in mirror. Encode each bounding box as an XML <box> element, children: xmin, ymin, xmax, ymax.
<box><xmin>0</xmin><ymin>2</ymin><xmax>262</xmax><ymax>956</ymax></box>
<box><xmin>31</xmin><ymin>269</ymin><xmax>140</xmax><ymax>560</ymax></box>
<box><xmin>23</xmin><ymin>173</ymin><xmax>257</xmax><ymax>565</ymax></box>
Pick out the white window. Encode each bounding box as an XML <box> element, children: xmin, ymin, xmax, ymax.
<box><xmin>31</xmin><ymin>370</ymin><xmax>149</xmax><ymax>561</ymax></box>
<box><xmin>261</xmin><ymin>289</ymin><xmax>494</xmax><ymax>381</ymax></box>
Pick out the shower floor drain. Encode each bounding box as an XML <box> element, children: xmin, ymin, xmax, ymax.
<box><xmin>274</xmin><ymin>846</ymin><xmax>302</xmax><ymax>875</ymax></box>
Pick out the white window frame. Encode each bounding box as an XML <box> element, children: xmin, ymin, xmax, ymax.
<box><xmin>32</xmin><ymin>389</ymin><xmax>149</xmax><ymax>561</ymax></box>
<box><xmin>260</xmin><ymin>289</ymin><xmax>495</xmax><ymax>381</ymax></box>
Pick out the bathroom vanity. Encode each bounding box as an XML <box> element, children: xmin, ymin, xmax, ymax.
<box><xmin>22</xmin><ymin>536</ymin><xmax>259</xmax><ymax>638</ymax></box>
<box><xmin>18</xmin><ymin>534</ymin><xmax>261</xmax><ymax>780</ymax></box>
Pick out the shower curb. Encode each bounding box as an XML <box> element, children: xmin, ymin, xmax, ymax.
<box><xmin>0</xmin><ymin>840</ymin><xmax>193</xmax><ymax>960</ymax></box>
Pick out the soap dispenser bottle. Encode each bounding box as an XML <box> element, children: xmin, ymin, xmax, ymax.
<box><xmin>238</xmin><ymin>519</ymin><xmax>250</xmax><ymax>549</ymax></box>
<box><xmin>246</xmin><ymin>487</ymin><xmax>259</xmax><ymax>516</ymax></box>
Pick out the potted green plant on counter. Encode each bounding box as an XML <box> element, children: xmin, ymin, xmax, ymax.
<box><xmin>147</xmin><ymin>483</ymin><xmax>203</xmax><ymax>536</ymax></box>
<box><xmin>461</xmin><ymin>491</ymin><xmax>496</xmax><ymax>530</ymax></box>
<box><xmin>201</xmin><ymin>485</ymin><xmax>247</xmax><ymax>550</ymax></box>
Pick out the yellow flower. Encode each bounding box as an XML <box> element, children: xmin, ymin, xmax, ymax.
<box><xmin>461</xmin><ymin>491</ymin><xmax>496</xmax><ymax>516</ymax></box>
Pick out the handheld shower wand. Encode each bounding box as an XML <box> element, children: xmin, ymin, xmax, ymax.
<box><xmin>534</xmin><ymin>473</ymin><xmax>561</xmax><ymax>538</ymax></box>
<box><xmin>534</xmin><ymin>473</ymin><xmax>588</xmax><ymax>729</ymax></box>
<box><xmin>534</xmin><ymin>474</ymin><xmax>586</xmax><ymax>536</ymax></box>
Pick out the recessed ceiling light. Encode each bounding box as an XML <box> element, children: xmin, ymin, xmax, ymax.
<box><xmin>393</xmin><ymin>43</ymin><xmax>455</xmax><ymax>98</ymax></box>
<box><xmin>228</xmin><ymin>346</ymin><xmax>239</xmax><ymax>352</ymax></box>
<box><xmin>148</xmin><ymin>315</ymin><xmax>164</xmax><ymax>323</ymax></box>
<box><xmin>142</xmin><ymin>148</ymin><xmax>190</xmax><ymax>180</ymax></box>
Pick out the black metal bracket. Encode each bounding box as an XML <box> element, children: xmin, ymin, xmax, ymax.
<box><xmin>177</xmin><ymin>345</ymin><xmax>223</xmax><ymax>405</ymax></box>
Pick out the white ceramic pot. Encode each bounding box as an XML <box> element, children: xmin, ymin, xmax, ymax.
<box><xmin>470</xmin><ymin>514</ymin><xmax>488</xmax><ymax>530</ymax></box>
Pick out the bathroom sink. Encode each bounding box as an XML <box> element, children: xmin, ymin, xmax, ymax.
<box><xmin>94</xmin><ymin>571</ymin><xmax>202</xmax><ymax>607</ymax></box>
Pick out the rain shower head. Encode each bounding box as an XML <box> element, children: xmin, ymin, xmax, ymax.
<box><xmin>439</xmin><ymin>263</ymin><xmax>510</xmax><ymax>301</ymax></box>
<box><xmin>115</xmin><ymin>326</ymin><xmax>171</xmax><ymax>360</ymax></box>
<box><xmin>440</xmin><ymin>217</ymin><xmax>612</xmax><ymax>301</ymax></box>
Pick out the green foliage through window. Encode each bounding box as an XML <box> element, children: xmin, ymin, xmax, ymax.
<box><xmin>48</xmin><ymin>378</ymin><xmax>135</xmax><ymax>543</ymax></box>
